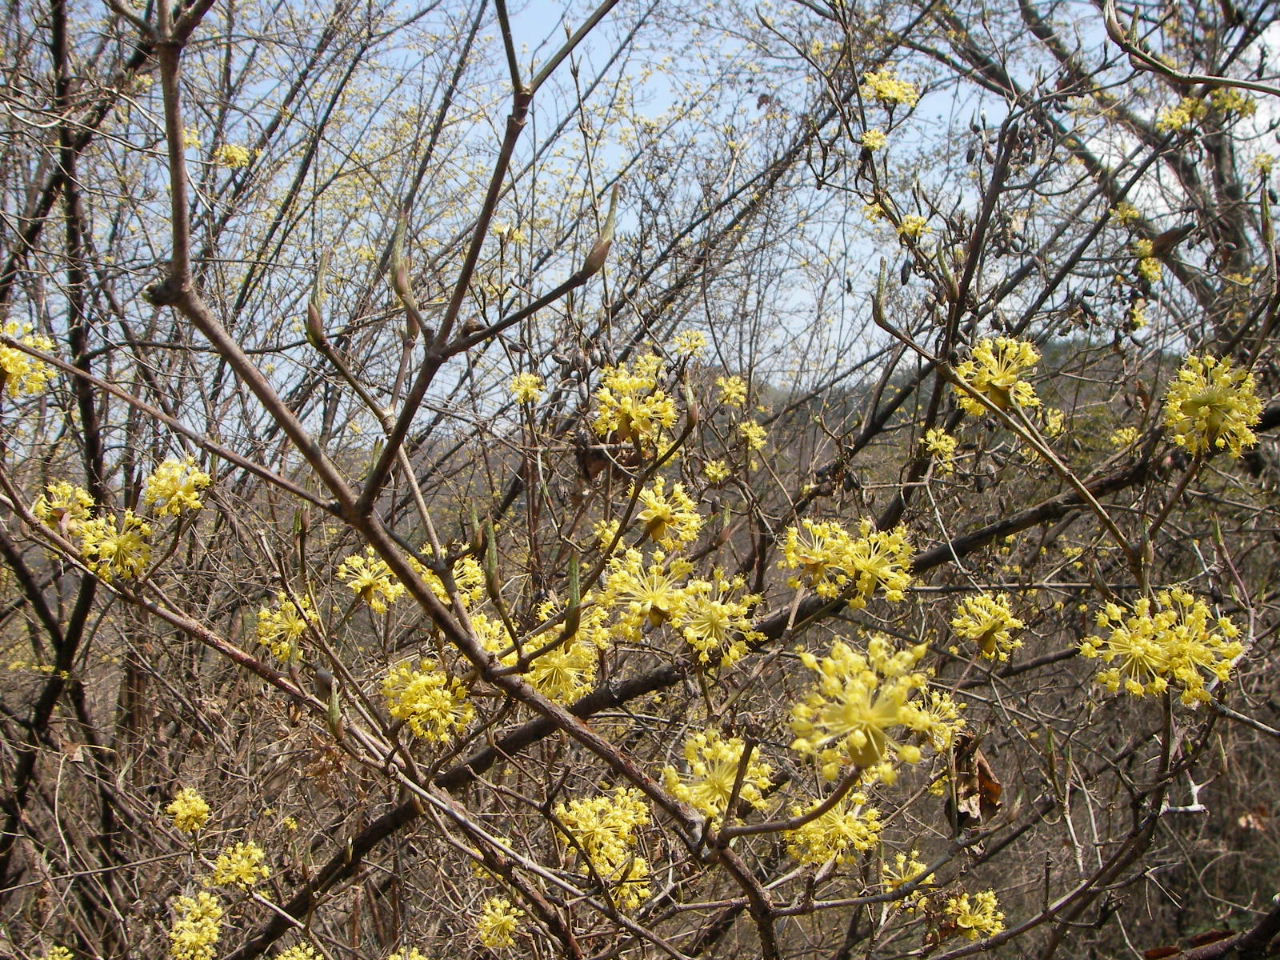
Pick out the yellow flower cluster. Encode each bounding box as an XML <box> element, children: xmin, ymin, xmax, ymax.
<box><xmin>897</xmin><ymin>214</ymin><xmax>930</xmax><ymax>239</ymax></box>
<box><xmin>256</xmin><ymin>593</ymin><xmax>312</xmax><ymax>663</ymax></box>
<box><xmin>861</xmin><ymin>128</ymin><xmax>888</xmax><ymax>150</ymax></box>
<box><xmin>383</xmin><ymin>658</ymin><xmax>475</xmax><ymax>741</ymax></box>
<box><xmin>1110</xmin><ymin>201</ymin><xmax>1141</xmax><ymax>224</ymax></box>
<box><xmin>1156</xmin><ymin>95</ymin><xmax>1208</xmax><ymax>132</ymax></box>
<box><xmin>780</xmin><ymin>518</ymin><xmax>914</xmax><ymax>608</ymax></box>
<box><xmin>168</xmin><ymin>787</ymin><xmax>211</xmax><ymax>833</ymax></box>
<box><xmin>338</xmin><ymin>547</ymin><xmax>405</xmax><ymax>613</ymax></box>
<box><xmin>213</xmin><ymin>143</ymin><xmax>252</xmax><ymax>168</ymax></box>
<box><xmin>33</xmin><ymin>481</ymin><xmax>94</xmax><ymax>533</ymax></box>
<box><xmin>207</xmin><ymin>840</ymin><xmax>270</xmax><ymax>888</ymax></box>
<box><xmin>791</xmin><ymin>636</ymin><xmax>958</xmax><ymax>781</ymax></box>
<box><xmin>169</xmin><ymin>891</ymin><xmax>223</xmax><ymax>960</ymax></box>
<box><xmin>703</xmin><ymin>459</ymin><xmax>730</xmax><ymax>483</ymax></box>
<box><xmin>951</xmin><ymin>593</ymin><xmax>1024</xmax><ymax>661</ymax></box>
<box><xmin>1134</xmin><ymin>238</ymin><xmax>1164</xmax><ymax>284</ymax></box>
<box><xmin>673</xmin><ymin>330</ymin><xmax>707</xmax><ymax>357</ymax></box>
<box><xmin>80</xmin><ymin>510</ymin><xmax>152</xmax><ymax>581</ymax></box>
<box><xmin>861</xmin><ymin>69</ymin><xmax>921</xmax><ymax>107</ymax></box>
<box><xmin>785</xmin><ymin>792</ymin><xmax>882</xmax><ymax>865</ymax></box>
<box><xmin>41</xmin><ymin>948</ymin><xmax>74</xmax><ymax>960</ymax></box>
<box><xmin>1209</xmin><ymin>87</ymin><xmax>1257</xmax><ymax>117</ymax></box>
<box><xmin>923</xmin><ymin>428</ymin><xmax>957</xmax><ymax>473</ymax></box>
<box><xmin>0</xmin><ymin>320</ymin><xmax>56</xmax><ymax>396</ymax></box>
<box><xmin>637</xmin><ymin>477</ymin><xmax>703</xmax><ymax>547</ymax></box>
<box><xmin>1163</xmin><ymin>353</ymin><xmax>1262</xmax><ymax>458</ymax></box>
<box><xmin>387</xmin><ymin>950</ymin><xmax>432</xmax><ymax>960</ymax></box>
<box><xmin>556</xmin><ymin>786</ymin><xmax>652</xmax><ymax>909</ymax></box>
<box><xmin>954</xmin><ymin>337</ymin><xmax>1041</xmax><ymax>415</ymax></box>
<box><xmin>676</xmin><ymin>572</ymin><xmax>761</xmax><ymax>667</ymax></box>
<box><xmin>144</xmin><ymin>456</ymin><xmax>211</xmax><ymax>516</ymax></box>
<box><xmin>603</xmin><ymin>548</ymin><xmax>694</xmax><ymax>639</ymax></box>
<box><xmin>944</xmin><ymin>889</ymin><xmax>1005</xmax><ymax>941</ymax></box>
<box><xmin>1110</xmin><ymin>426</ymin><xmax>1139</xmax><ymax>447</ymax></box>
<box><xmin>487</xmin><ymin>600</ymin><xmax>609</xmax><ymax>704</ymax></box>
<box><xmin>1042</xmin><ymin>407</ymin><xmax>1066</xmax><ymax>437</ymax></box>
<box><xmin>882</xmin><ymin>848</ymin><xmax>933</xmax><ymax>907</ymax></box>
<box><xmin>592</xmin><ymin>354</ymin><xmax>677</xmax><ymax>450</ymax></box>
<box><xmin>1080</xmin><ymin>588</ymin><xmax>1244</xmax><ymax>704</ymax></box>
<box><xmin>738</xmin><ymin>419</ymin><xmax>768</xmax><ymax>450</ymax></box>
<box><xmin>476</xmin><ymin>896</ymin><xmax>524</xmax><ymax>948</ymax></box>
<box><xmin>663</xmin><ymin>728</ymin><xmax>773</xmax><ymax>822</ymax></box>
<box><xmin>716</xmin><ymin>374</ymin><xmax>748</xmax><ymax>407</ymax></box>
<box><xmin>509</xmin><ymin>372</ymin><xmax>544</xmax><ymax>404</ymax></box>
<box><xmin>276</xmin><ymin>945</ymin><xmax>320</xmax><ymax>960</ymax></box>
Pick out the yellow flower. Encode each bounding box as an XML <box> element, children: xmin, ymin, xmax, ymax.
<box><xmin>861</xmin><ymin>70</ymin><xmax>920</xmax><ymax>107</ymax></box>
<box><xmin>954</xmin><ymin>337</ymin><xmax>1041</xmax><ymax>415</ymax></box>
<box><xmin>1210</xmin><ymin>87</ymin><xmax>1256</xmax><ymax>117</ymax></box>
<box><xmin>593</xmin><ymin>356</ymin><xmax>678</xmax><ymax>450</ymax></box>
<box><xmin>510</xmin><ymin>372</ymin><xmax>544</xmax><ymax>404</ymax></box>
<box><xmin>383</xmin><ymin>659</ymin><xmax>475</xmax><ymax>742</ymax></box>
<box><xmin>782</xmin><ymin>518</ymin><xmax>854</xmax><ymax>598</ymax></box>
<box><xmin>338</xmin><ymin>547</ymin><xmax>405</xmax><ymax>613</ymax></box>
<box><xmin>1156</xmin><ymin>95</ymin><xmax>1207</xmax><ymax>132</ymax></box>
<box><xmin>593</xmin><ymin>517</ymin><xmax>621</xmax><ymax>549</ymax></box>
<box><xmin>663</xmin><ymin>728</ymin><xmax>773</xmax><ymax>822</ymax></box>
<box><xmin>387</xmin><ymin>950</ymin><xmax>432</xmax><ymax>960</ymax></box>
<box><xmin>703</xmin><ymin>459</ymin><xmax>730</xmax><ymax>483</ymax></box>
<box><xmin>213</xmin><ymin>143</ymin><xmax>251</xmax><ymax>168</ymax></box>
<box><xmin>637</xmin><ymin>477</ymin><xmax>703</xmax><ymax>546</ymax></box>
<box><xmin>33</xmin><ymin>481</ymin><xmax>94</xmax><ymax>534</ymax></box>
<box><xmin>519</xmin><ymin>616</ymin><xmax>602</xmax><ymax>704</ymax></box>
<box><xmin>80</xmin><ymin>510</ymin><xmax>152</xmax><ymax>581</ymax></box>
<box><xmin>169</xmin><ymin>891</ymin><xmax>223</xmax><ymax>960</ymax></box>
<box><xmin>675</xmin><ymin>572</ymin><xmax>761</xmax><ymax>667</ymax></box>
<box><xmin>168</xmin><ymin>787</ymin><xmax>211</xmax><ymax>833</ymax></box>
<box><xmin>881</xmin><ymin>848</ymin><xmax>933</xmax><ymax>909</ymax></box>
<box><xmin>144</xmin><ymin>456</ymin><xmax>211</xmax><ymax>516</ymax></box>
<box><xmin>861</xmin><ymin>128</ymin><xmax>888</xmax><ymax>150</ymax></box>
<box><xmin>603</xmin><ymin>548</ymin><xmax>693</xmax><ymax>639</ymax></box>
<box><xmin>556</xmin><ymin>787</ymin><xmax>652</xmax><ymax>909</ymax></box>
<box><xmin>1163</xmin><ymin>353</ymin><xmax>1262</xmax><ymax>458</ymax></box>
<box><xmin>923</xmin><ymin>428</ymin><xmax>957</xmax><ymax>474</ymax></box>
<box><xmin>738</xmin><ymin>419</ymin><xmax>768</xmax><ymax>450</ymax></box>
<box><xmin>844</xmin><ymin>520</ymin><xmax>914</xmax><ymax>609</ymax></box>
<box><xmin>1110</xmin><ymin>201</ymin><xmax>1141</xmax><ymax>224</ymax></box>
<box><xmin>785</xmin><ymin>793</ymin><xmax>882</xmax><ymax>865</ymax></box>
<box><xmin>476</xmin><ymin>896</ymin><xmax>524</xmax><ymax>948</ymax></box>
<box><xmin>276</xmin><ymin>945</ymin><xmax>320</xmax><ymax>960</ymax></box>
<box><xmin>791</xmin><ymin>636</ymin><xmax>949</xmax><ymax>781</ymax></box>
<box><xmin>716</xmin><ymin>374</ymin><xmax>748</xmax><ymax>407</ymax></box>
<box><xmin>42</xmin><ymin>948</ymin><xmax>75</xmax><ymax>960</ymax></box>
<box><xmin>945</xmin><ymin>889</ymin><xmax>1005</xmax><ymax>941</ymax></box>
<box><xmin>673</xmin><ymin>330</ymin><xmax>707</xmax><ymax>357</ymax></box>
<box><xmin>951</xmin><ymin>593</ymin><xmax>1024</xmax><ymax>661</ymax></box>
<box><xmin>256</xmin><ymin>593</ymin><xmax>312</xmax><ymax>663</ymax></box>
<box><xmin>897</xmin><ymin>214</ymin><xmax>929</xmax><ymax>239</ymax></box>
<box><xmin>1080</xmin><ymin>588</ymin><xmax>1244</xmax><ymax>704</ymax></box>
<box><xmin>1110</xmin><ymin>426</ymin><xmax>1139</xmax><ymax>447</ymax></box>
<box><xmin>0</xmin><ymin>320</ymin><xmax>56</xmax><ymax>396</ymax></box>
<box><xmin>207</xmin><ymin>840</ymin><xmax>269</xmax><ymax>888</ymax></box>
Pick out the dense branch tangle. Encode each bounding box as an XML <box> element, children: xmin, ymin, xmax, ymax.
<box><xmin>2</xmin><ymin>2</ymin><xmax>1280</xmax><ymax>960</ymax></box>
